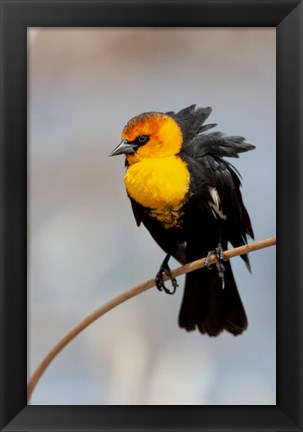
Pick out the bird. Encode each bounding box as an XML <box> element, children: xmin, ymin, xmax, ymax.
<box><xmin>109</xmin><ymin>104</ymin><xmax>255</xmax><ymax>336</ymax></box>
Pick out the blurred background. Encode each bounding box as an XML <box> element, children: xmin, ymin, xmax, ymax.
<box><xmin>28</xmin><ymin>28</ymin><xmax>276</xmax><ymax>405</ymax></box>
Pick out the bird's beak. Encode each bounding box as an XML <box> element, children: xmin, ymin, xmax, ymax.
<box><xmin>109</xmin><ymin>139</ymin><xmax>136</xmax><ymax>157</ymax></box>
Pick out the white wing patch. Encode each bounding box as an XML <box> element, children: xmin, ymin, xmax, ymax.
<box><xmin>208</xmin><ymin>186</ymin><xmax>227</xmax><ymax>220</ymax></box>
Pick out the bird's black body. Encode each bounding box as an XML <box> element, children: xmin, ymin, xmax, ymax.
<box><xmin>112</xmin><ymin>105</ymin><xmax>255</xmax><ymax>336</ymax></box>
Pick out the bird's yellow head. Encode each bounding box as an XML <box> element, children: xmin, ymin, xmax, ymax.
<box><xmin>109</xmin><ymin>112</ymin><xmax>183</xmax><ymax>164</ymax></box>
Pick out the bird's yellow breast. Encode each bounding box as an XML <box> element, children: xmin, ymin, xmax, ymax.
<box><xmin>124</xmin><ymin>156</ymin><xmax>190</xmax><ymax>222</ymax></box>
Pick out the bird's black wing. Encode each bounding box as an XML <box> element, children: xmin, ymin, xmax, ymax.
<box><xmin>181</xmin><ymin>131</ymin><xmax>255</xmax><ymax>269</ymax></box>
<box><xmin>180</xmin><ymin>108</ymin><xmax>255</xmax><ymax>237</ymax></box>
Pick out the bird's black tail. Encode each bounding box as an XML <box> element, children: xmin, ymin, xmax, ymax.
<box><xmin>178</xmin><ymin>260</ymin><xmax>247</xmax><ymax>336</ymax></box>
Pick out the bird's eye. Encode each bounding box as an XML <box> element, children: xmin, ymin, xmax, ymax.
<box><xmin>136</xmin><ymin>135</ymin><xmax>149</xmax><ymax>145</ymax></box>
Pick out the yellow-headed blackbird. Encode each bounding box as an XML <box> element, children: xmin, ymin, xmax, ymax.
<box><xmin>110</xmin><ymin>105</ymin><xmax>255</xmax><ymax>336</ymax></box>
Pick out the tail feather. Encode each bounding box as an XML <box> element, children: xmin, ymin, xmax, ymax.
<box><xmin>178</xmin><ymin>261</ymin><xmax>247</xmax><ymax>336</ymax></box>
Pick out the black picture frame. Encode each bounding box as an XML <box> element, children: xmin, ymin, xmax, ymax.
<box><xmin>0</xmin><ymin>0</ymin><xmax>302</xmax><ymax>431</ymax></box>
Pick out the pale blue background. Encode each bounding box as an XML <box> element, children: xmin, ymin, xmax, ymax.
<box><xmin>28</xmin><ymin>28</ymin><xmax>276</xmax><ymax>405</ymax></box>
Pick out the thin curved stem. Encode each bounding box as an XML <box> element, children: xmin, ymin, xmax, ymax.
<box><xmin>27</xmin><ymin>236</ymin><xmax>276</xmax><ymax>401</ymax></box>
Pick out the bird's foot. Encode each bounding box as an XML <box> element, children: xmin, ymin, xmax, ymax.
<box><xmin>204</xmin><ymin>243</ymin><xmax>228</xmax><ymax>289</ymax></box>
<box><xmin>155</xmin><ymin>255</ymin><xmax>178</xmax><ymax>295</ymax></box>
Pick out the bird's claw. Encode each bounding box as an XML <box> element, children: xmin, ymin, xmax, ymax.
<box><xmin>204</xmin><ymin>243</ymin><xmax>227</xmax><ymax>289</ymax></box>
<box><xmin>155</xmin><ymin>262</ymin><xmax>178</xmax><ymax>295</ymax></box>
